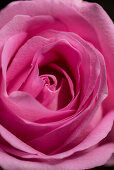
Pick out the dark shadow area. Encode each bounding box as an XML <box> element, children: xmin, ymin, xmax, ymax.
<box><xmin>0</xmin><ymin>0</ymin><xmax>17</xmax><ymax>10</ymax></box>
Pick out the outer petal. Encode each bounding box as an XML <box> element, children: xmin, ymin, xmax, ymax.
<box><xmin>0</xmin><ymin>0</ymin><xmax>100</xmax><ymax>48</ymax></box>
<box><xmin>49</xmin><ymin>111</ymin><xmax>114</xmax><ymax>158</ymax></box>
<box><xmin>0</xmin><ymin>143</ymin><xmax>114</xmax><ymax>170</ymax></box>
<box><xmin>80</xmin><ymin>2</ymin><xmax>114</xmax><ymax>85</ymax></box>
<box><xmin>78</xmin><ymin>2</ymin><xmax>114</xmax><ymax>112</ymax></box>
<box><xmin>0</xmin><ymin>0</ymin><xmax>68</xmax><ymax>29</ymax></box>
<box><xmin>0</xmin><ymin>1</ymin><xmax>40</xmax><ymax>29</ymax></box>
<box><xmin>0</xmin><ymin>125</ymin><xmax>38</xmax><ymax>155</ymax></box>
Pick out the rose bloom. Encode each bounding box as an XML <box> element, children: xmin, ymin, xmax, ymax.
<box><xmin>0</xmin><ymin>0</ymin><xmax>114</xmax><ymax>169</ymax></box>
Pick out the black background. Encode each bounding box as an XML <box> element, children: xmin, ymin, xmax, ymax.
<box><xmin>0</xmin><ymin>0</ymin><xmax>114</xmax><ymax>170</ymax></box>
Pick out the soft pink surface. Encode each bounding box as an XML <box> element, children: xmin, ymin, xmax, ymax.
<box><xmin>0</xmin><ymin>0</ymin><xmax>114</xmax><ymax>169</ymax></box>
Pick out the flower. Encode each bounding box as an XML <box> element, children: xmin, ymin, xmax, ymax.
<box><xmin>0</xmin><ymin>0</ymin><xmax>114</xmax><ymax>169</ymax></box>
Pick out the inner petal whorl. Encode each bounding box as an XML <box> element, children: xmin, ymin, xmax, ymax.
<box><xmin>37</xmin><ymin>63</ymin><xmax>74</xmax><ymax>111</ymax></box>
<box><xmin>40</xmin><ymin>74</ymin><xmax>57</xmax><ymax>91</ymax></box>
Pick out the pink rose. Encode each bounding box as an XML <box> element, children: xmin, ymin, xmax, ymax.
<box><xmin>0</xmin><ymin>0</ymin><xmax>114</xmax><ymax>169</ymax></box>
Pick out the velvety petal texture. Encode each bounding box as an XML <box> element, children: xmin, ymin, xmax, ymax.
<box><xmin>0</xmin><ymin>0</ymin><xmax>114</xmax><ymax>169</ymax></box>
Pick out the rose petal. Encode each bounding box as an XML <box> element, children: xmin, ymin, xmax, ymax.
<box><xmin>78</xmin><ymin>2</ymin><xmax>114</xmax><ymax>112</ymax></box>
<box><xmin>6</xmin><ymin>36</ymin><xmax>48</xmax><ymax>93</ymax></box>
<box><xmin>0</xmin><ymin>98</ymin><xmax>72</xmax><ymax>142</ymax></box>
<box><xmin>0</xmin><ymin>143</ymin><xmax>114</xmax><ymax>170</ymax></box>
<box><xmin>0</xmin><ymin>125</ymin><xmax>38</xmax><ymax>155</ymax></box>
<box><xmin>0</xmin><ymin>33</ymin><xmax>27</xmax><ymax>94</ymax></box>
